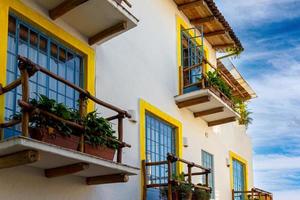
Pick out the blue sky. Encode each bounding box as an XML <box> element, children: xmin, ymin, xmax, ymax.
<box><xmin>215</xmin><ymin>0</ymin><xmax>300</xmax><ymax>199</ymax></box>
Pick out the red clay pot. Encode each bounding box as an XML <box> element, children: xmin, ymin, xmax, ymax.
<box><xmin>84</xmin><ymin>144</ymin><xmax>116</xmax><ymax>161</ymax></box>
<box><xmin>29</xmin><ymin>127</ymin><xmax>80</xmax><ymax>150</ymax></box>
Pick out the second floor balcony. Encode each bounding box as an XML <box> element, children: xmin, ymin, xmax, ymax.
<box><xmin>175</xmin><ymin>56</ymin><xmax>256</xmax><ymax>127</ymax></box>
<box><xmin>0</xmin><ymin>56</ymin><xmax>138</xmax><ymax>185</ymax></box>
<box><xmin>31</xmin><ymin>0</ymin><xmax>139</xmax><ymax>45</ymax></box>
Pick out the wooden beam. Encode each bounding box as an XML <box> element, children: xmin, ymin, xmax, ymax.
<box><xmin>0</xmin><ymin>150</ymin><xmax>40</xmax><ymax>170</ymax></box>
<box><xmin>208</xmin><ymin>117</ymin><xmax>236</xmax><ymax>127</ymax></box>
<box><xmin>45</xmin><ymin>162</ymin><xmax>89</xmax><ymax>178</ymax></box>
<box><xmin>212</xmin><ymin>43</ymin><xmax>234</xmax><ymax>49</ymax></box>
<box><xmin>191</xmin><ymin>16</ymin><xmax>216</xmax><ymax>26</ymax></box>
<box><xmin>86</xmin><ymin>174</ymin><xmax>129</xmax><ymax>185</ymax></box>
<box><xmin>88</xmin><ymin>22</ymin><xmax>127</xmax><ymax>45</ymax></box>
<box><xmin>194</xmin><ymin>107</ymin><xmax>224</xmax><ymax>118</ymax></box>
<box><xmin>49</xmin><ymin>0</ymin><xmax>89</xmax><ymax>20</ymax></box>
<box><xmin>205</xmin><ymin>30</ymin><xmax>226</xmax><ymax>37</ymax></box>
<box><xmin>176</xmin><ymin>96</ymin><xmax>210</xmax><ymax>108</ymax></box>
<box><xmin>178</xmin><ymin>0</ymin><xmax>203</xmax><ymax>10</ymax></box>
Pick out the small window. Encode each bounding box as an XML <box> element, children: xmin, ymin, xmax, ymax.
<box><xmin>202</xmin><ymin>150</ymin><xmax>215</xmax><ymax>199</ymax></box>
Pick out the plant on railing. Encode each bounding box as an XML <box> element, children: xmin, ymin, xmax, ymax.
<box><xmin>194</xmin><ymin>187</ymin><xmax>211</xmax><ymax>200</ymax></box>
<box><xmin>206</xmin><ymin>70</ymin><xmax>232</xmax><ymax>99</ymax></box>
<box><xmin>12</xmin><ymin>95</ymin><xmax>120</xmax><ymax>158</ymax></box>
<box><xmin>29</xmin><ymin>95</ymin><xmax>80</xmax><ymax>137</ymax></box>
<box><xmin>83</xmin><ymin>111</ymin><xmax>119</xmax><ymax>149</ymax></box>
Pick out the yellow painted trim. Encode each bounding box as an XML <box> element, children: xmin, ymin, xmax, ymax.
<box><xmin>0</xmin><ymin>0</ymin><xmax>96</xmax><ymax>126</ymax></box>
<box><xmin>140</xmin><ymin>99</ymin><xmax>183</xmax><ymax>198</ymax></box>
<box><xmin>229</xmin><ymin>151</ymin><xmax>249</xmax><ymax>192</ymax></box>
<box><xmin>176</xmin><ymin>15</ymin><xmax>209</xmax><ymax>95</ymax></box>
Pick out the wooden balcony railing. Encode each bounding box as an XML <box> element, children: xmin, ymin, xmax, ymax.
<box><xmin>0</xmin><ymin>56</ymin><xmax>131</xmax><ymax>163</ymax></box>
<box><xmin>142</xmin><ymin>153</ymin><xmax>211</xmax><ymax>200</ymax></box>
<box><xmin>232</xmin><ymin>188</ymin><xmax>273</xmax><ymax>200</ymax></box>
<box><xmin>180</xmin><ymin>59</ymin><xmax>236</xmax><ymax>109</ymax></box>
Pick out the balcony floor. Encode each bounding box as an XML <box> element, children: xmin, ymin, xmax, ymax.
<box><xmin>0</xmin><ymin>136</ymin><xmax>139</xmax><ymax>177</ymax></box>
<box><xmin>175</xmin><ymin>89</ymin><xmax>240</xmax><ymax>126</ymax></box>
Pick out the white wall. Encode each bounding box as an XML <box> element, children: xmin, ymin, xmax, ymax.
<box><xmin>0</xmin><ymin>0</ymin><xmax>253</xmax><ymax>200</ymax></box>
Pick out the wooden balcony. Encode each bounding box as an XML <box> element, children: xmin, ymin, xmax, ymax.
<box><xmin>233</xmin><ymin>188</ymin><xmax>273</xmax><ymax>200</ymax></box>
<box><xmin>32</xmin><ymin>0</ymin><xmax>139</xmax><ymax>45</ymax></box>
<box><xmin>0</xmin><ymin>56</ymin><xmax>138</xmax><ymax>185</ymax></box>
<box><xmin>142</xmin><ymin>154</ymin><xmax>211</xmax><ymax>200</ymax></box>
<box><xmin>175</xmin><ymin>85</ymin><xmax>239</xmax><ymax>127</ymax></box>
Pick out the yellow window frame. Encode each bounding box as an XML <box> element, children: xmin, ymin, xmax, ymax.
<box><xmin>229</xmin><ymin>151</ymin><xmax>249</xmax><ymax>193</ymax></box>
<box><xmin>176</xmin><ymin>15</ymin><xmax>209</xmax><ymax>95</ymax></box>
<box><xmin>139</xmin><ymin>99</ymin><xmax>183</xmax><ymax>199</ymax></box>
<box><xmin>0</xmin><ymin>0</ymin><xmax>96</xmax><ymax>138</ymax></box>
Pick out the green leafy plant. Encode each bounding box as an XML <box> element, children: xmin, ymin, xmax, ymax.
<box><xmin>83</xmin><ymin>111</ymin><xmax>119</xmax><ymax>149</ymax></box>
<box><xmin>235</xmin><ymin>101</ymin><xmax>253</xmax><ymax>128</ymax></box>
<box><xmin>193</xmin><ymin>188</ymin><xmax>211</xmax><ymax>200</ymax></box>
<box><xmin>206</xmin><ymin>70</ymin><xmax>232</xmax><ymax>99</ymax></box>
<box><xmin>172</xmin><ymin>172</ymin><xmax>193</xmax><ymax>199</ymax></box>
<box><xmin>29</xmin><ymin>95</ymin><xmax>80</xmax><ymax>137</ymax></box>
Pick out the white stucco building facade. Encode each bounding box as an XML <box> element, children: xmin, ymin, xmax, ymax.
<box><xmin>0</xmin><ymin>0</ymin><xmax>262</xmax><ymax>200</ymax></box>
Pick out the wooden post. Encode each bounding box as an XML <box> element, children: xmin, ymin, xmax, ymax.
<box><xmin>167</xmin><ymin>157</ymin><xmax>172</xmax><ymax>200</ymax></box>
<box><xmin>142</xmin><ymin>160</ymin><xmax>147</xmax><ymax>200</ymax></box>
<box><xmin>201</xmin><ymin>60</ymin><xmax>206</xmax><ymax>89</ymax></box>
<box><xmin>117</xmin><ymin>115</ymin><xmax>123</xmax><ymax>163</ymax></box>
<box><xmin>187</xmin><ymin>164</ymin><xmax>192</xmax><ymax>184</ymax></box>
<box><xmin>19</xmin><ymin>65</ymin><xmax>30</xmax><ymax>137</ymax></box>
<box><xmin>251</xmin><ymin>188</ymin><xmax>254</xmax><ymax>200</ymax></box>
<box><xmin>205</xmin><ymin>172</ymin><xmax>209</xmax><ymax>186</ymax></box>
<box><xmin>231</xmin><ymin>189</ymin><xmax>235</xmax><ymax>200</ymax></box>
<box><xmin>79</xmin><ymin>93</ymin><xmax>87</xmax><ymax>152</ymax></box>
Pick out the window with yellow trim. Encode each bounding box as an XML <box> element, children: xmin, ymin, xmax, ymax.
<box><xmin>4</xmin><ymin>14</ymin><xmax>85</xmax><ymax>138</ymax></box>
<box><xmin>179</xmin><ymin>26</ymin><xmax>205</xmax><ymax>94</ymax></box>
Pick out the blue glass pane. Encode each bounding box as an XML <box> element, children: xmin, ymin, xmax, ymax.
<box><xmin>145</xmin><ymin>114</ymin><xmax>176</xmax><ymax>200</ymax></box>
<box><xmin>4</xmin><ymin>15</ymin><xmax>83</xmax><ymax>138</ymax></box>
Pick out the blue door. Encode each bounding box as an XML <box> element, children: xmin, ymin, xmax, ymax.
<box><xmin>233</xmin><ymin>159</ymin><xmax>246</xmax><ymax>200</ymax></box>
<box><xmin>181</xmin><ymin>29</ymin><xmax>203</xmax><ymax>94</ymax></box>
<box><xmin>4</xmin><ymin>15</ymin><xmax>83</xmax><ymax>139</ymax></box>
<box><xmin>145</xmin><ymin>113</ymin><xmax>176</xmax><ymax>200</ymax></box>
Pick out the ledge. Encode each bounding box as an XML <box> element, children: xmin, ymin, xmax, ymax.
<box><xmin>33</xmin><ymin>0</ymin><xmax>139</xmax><ymax>45</ymax></box>
<box><xmin>175</xmin><ymin>89</ymin><xmax>239</xmax><ymax>126</ymax></box>
<box><xmin>0</xmin><ymin>137</ymin><xmax>139</xmax><ymax>179</ymax></box>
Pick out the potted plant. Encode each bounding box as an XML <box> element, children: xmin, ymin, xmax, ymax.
<box><xmin>83</xmin><ymin>111</ymin><xmax>119</xmax><ymax>160</ymax></box>
<box><xmin>172</xmin><ymin>173</ymin><xmax>193</xmax><ymax>200</ymax></box>
<box><xmin>28</xmin><ymin>95</ymin><xmax>80</xmax><ymax>150</ymax></box>
<box><xmin>193</xmin><ymin>188</ymin><xmax>211</xmax><ymax>200</ymax></box>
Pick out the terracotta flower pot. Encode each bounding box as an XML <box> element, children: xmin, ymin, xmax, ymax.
<box><xmin>29</xmin><ymin>127</ymin><xmax>80</xmax><ymax>150</ymax></box>
<box><xmin>173</xmin><ymin>191</ymin><xmax>193</xmax><ymax>200</ymax></box>
<box><xmin>84</xmin><ymin>144</ymin><xmax>116</xmax><ymax>161</ymax></box>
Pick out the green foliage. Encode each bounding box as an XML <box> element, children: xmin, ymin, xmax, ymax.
<box><xmin>13</xmin><ymin>95</ymin><xmax>119</xmax><ymax>149</ymax></box>
<box><xmin>172</xmin><ymin>172</ymin><xmax>193</xmax><ymax>194</ymax></box>
<box><xmin>193</xmin><ymin>188</ymin><xmax>211</xmax><ymax>200</ymax></box>
<box><xmin>29</xmin><ymin>95</ymin><xmax>80</xmax><ymax>137</ymax></box>
<box><xmin>235</xmin><ymin>101</ymin><xmax>253</xmax><ymax>128</ymax></box>
<box><xmin>83</xmin><ymin>111</ymin><xmax>119</xmax><ymax>149</ymax></box>
<box><xmin>206</xmin><ymin>70</ymin><xmax>232</xmax><ymax>99</ymax></box>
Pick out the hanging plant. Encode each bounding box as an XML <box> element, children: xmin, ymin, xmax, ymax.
<box><xmin>235</xmin><ymin>101</ymin><xmax>253</xmax><ymax>128</ymax></box>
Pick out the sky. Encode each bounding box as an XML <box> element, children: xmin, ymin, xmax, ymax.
<box><xmin>214</xmin><ymin>0</ymin><xmax>300</xmax><ymax>199</ymax></box>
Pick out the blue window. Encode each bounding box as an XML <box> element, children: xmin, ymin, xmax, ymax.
<box><xmin>145</xmin><ymin>113</ymin><xmax>176</xmax><ymax>200</ymax></box>
<box><xmin>181</xmin><ymin>28</ymin><xmax>204</xmax><ymax>94</ymax></box>
<box><xmin>202</xmin><ymin>150</ymin><xmax>215</xmax><ymax>199</ymax></box>
<box><xmin>4</xmin><ymin>15</ymin><xmax>83</xmax><ymax>139</ymax></box>
<box><xmin>233</xmin><ymin>159</ymin><xmax>246</xmax><ymax>200</ymax></box>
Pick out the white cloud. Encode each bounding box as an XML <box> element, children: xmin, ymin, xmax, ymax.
<box><xmin>214</xmin><ymin>0</ymin><xmax>300</xmax><ymax>27</ymax></box>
